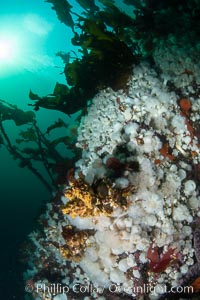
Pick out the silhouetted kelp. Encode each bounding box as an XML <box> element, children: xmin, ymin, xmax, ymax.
<box><xmin>29</xmin><ymin>0</ymin><xmax>139</xmax><ymax>115</ymax></box>
<box><xmin>28</xmin><ymin>0</ymin><xmax>200</xmax><ymax>116</ymax></box>
<box><xmin>45</xmin><ymin>0</ymin><xmax>75</xmax><ymax>31</ymax></box>
<box><xmin>0</xmin><ymin>99</ymin><xmax>78</xmax><ymax>192</ymax></box>
<box><xmin>0</xmin><ymin>99</ymin><xmax>35</xmax><ymax>125</ymax></box>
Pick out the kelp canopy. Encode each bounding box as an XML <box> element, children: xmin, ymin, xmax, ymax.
<box><xmin>29</xmin><ymin>0</ymin><xmax>200</xmax><ymax>116</ymax></box>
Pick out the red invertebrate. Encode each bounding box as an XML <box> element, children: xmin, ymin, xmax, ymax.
<box><xmin>159</xmin><ymin>143</ymin><xmax>175</xmax><ymax>161</ymax></box>
<box><xmin>179</xmin><ymin>98</ymin><xmax>192</xmax><ymax>116</ymax></box>
<box><xmin>147</xmin><ymin>243</ymin><xmax>176</xmax><ymax>273</ymax></box>
<box><xmin>179</xmin><ymin>98</ymin><xmax>194</xmax><ymax>140</ymax></box>
<box><xmin>190</xmin><ymin>277</ymin><xmax>200</xmax><ymax>292</ymax></box>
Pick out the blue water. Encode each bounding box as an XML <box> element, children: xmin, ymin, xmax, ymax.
<box><xmin>0</xmin><ymin>1</ymin><xmax>78</xmax><ymax>298</ymax></box>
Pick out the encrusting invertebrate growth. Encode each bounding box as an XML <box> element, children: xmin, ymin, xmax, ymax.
<box><xmin>59</xmin><ymin>226</ymin><xmax>92</xmax><ymax>262</ymax></box>
<box><xmin>62</xmin><ymin>169</ymin><xmax>132</xmax><ymax>218</ymax></box>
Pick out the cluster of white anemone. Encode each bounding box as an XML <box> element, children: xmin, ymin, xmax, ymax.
<box><xmin>72</xmin><ymin>61</ymin><xmax>200</xmax><ymax>298</ymax></box>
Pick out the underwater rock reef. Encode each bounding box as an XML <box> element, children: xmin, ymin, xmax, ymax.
<box><xmin>24</xmin><ymin>34</ymin><xmax>200</xmax><ymax>300</ymax></box>
<box><xmin>22</xmin><ymin>0</ymin><xmax>200</xmax><ymax>300</ymax></box>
